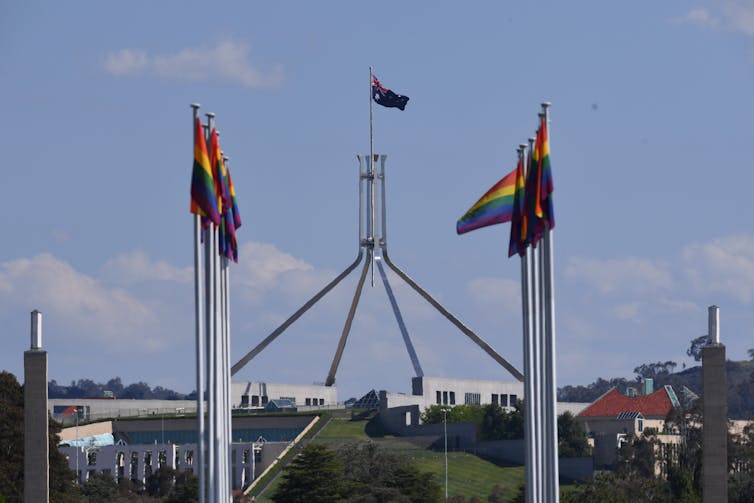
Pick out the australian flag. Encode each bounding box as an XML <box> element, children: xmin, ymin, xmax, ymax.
<box><xmin>372</xmin><ymin>75</ymin><xmax>409</xmax><ymax>111</ymax></box>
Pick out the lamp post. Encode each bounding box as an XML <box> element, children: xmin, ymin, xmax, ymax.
<box><xmin>75</xmin><ymin>408</ymin><xmax>79</xmax><ymax>484</ymax></box>
<box><xmin>442</xmin><ymin>407</ymin><xmax>448</xmax><ymax>501</ymax></box>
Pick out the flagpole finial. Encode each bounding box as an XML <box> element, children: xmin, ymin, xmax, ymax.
<box><xmin>191</xmin><ymin>103</ymin><xmax>201</xmax><ymax>110</ymax></box>
<box><xmin>541</xmin><ymin>101</ymin><xmax>551</xmax><ymax>111</ymax></box>
<box><xmin>205</xmin><ymin>112</ymin><xmax>215</xmax><ymax>119</ymax></box>
<box><xmin>518</xmin><ymin>144</ymin><xmax>527</xmax><ymax>153</ymax></box>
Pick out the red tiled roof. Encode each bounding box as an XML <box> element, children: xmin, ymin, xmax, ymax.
<box><xmin>578</xmin><ymin>387</ymin><xmax>674</xmax><ymax>418</ymax></box>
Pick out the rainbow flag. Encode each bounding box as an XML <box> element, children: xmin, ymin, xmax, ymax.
<box><xmin>190</xmin><ymin>118</ymin><xmax>221</xmax><ymax>225</ymax></box>
<box><xmin>457</xmin><ymin>167</ymin><xmax>519</xmax><ymax>235</ymax></box>
<box><xmin>526</xmin><ymin>116</ymin><xmax>555</xmax><ymax>247</ymax></box>
<box><xmin>209</xmin><ymin>129</ymin><xmax>238</xmax><ymax>261</ymax></box>
<box><xmin>227</xmin><ymin>167</ymin><xmax>242</xmax><ymax>230</ymax></box>
<box><xmin>508</xmin><ymin>157</ymin><xmax>527</xmax><ymax>257</ymax></box>
<box><xmin>537</xmin><ymin>115</ymin><xmax>555</xmax><ymax>228</ymax></box>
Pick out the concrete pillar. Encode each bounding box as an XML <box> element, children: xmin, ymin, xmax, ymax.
<box><xmin>24</xmin><ymin>309</ymin><xmax>50</xmax><ymax>502</ymax></box>
<box><xmin>702</xmin><ymin>305</ymin><xmax>727</xmax><ymax>503</ymax></box>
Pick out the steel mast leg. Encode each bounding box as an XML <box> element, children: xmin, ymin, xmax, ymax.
<box><xmin>231</xmin><ymin>251</ymin><xmax>364</xmax><ymax>376</ymax></box>
<box><xmin>375</xmin><ymin>256</ymin><xmax>424</xmax><ymax>377</ymax></box>
<box><xmin>325</xmin><ymin>249</ymin><xmax>373</xmax><ymax>386</ymax></box>
<box><xmin>381</xmin><ymin>250</ymin><xmax>524</xmax><ymax>382</ymax></box>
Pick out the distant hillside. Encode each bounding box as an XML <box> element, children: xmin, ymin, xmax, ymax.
<box><xmin>559</xmin><ymin>360</ymin><xmax>754</xmax><ymax>420</ymax></box>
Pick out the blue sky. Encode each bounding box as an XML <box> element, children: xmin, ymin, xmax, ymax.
<box><xmin>1</xmin><ymin>1</ymin><xmax>753</xmax><ymax>400</ymax></box>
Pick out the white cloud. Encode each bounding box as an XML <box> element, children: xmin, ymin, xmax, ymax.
<box><xmin>675</xmin><ymin>2</ymin><xmax>754</xmax><ymax>37</ymax></box>
<box><xmin>0</xmin><ymin>254</ymin><xmax>159</xmax><ymax>348</ymax></box>
<box><xmin>235</xmin><ymin>241</ymin><xmax>313</xmax><ymax>287</ymax></box>
<box><xmin>721</xmin><ymin>0</ymin><xmax>754</xmax><ymax>37</ymax></box>
<box><xmin>675</xmin><ymin>8</ymin><xmax>720</xmax><ymax>28</ymax></box>
<box><xmin>103</xmin><ymin>49</ymin><xmax>148</xmax><ymax>76</ymax></box>
<box><xmin>682</xmin><ymin>234</ymin><xmax>754</xmax><ymax>302</ymax></box>
<box><xmin>103</xmin><ymin>41</ymin><xmax>284</xmax><ymax>88</ymax></box>
<box><xmin>564</xmin><ymin>256</ymin><xmax>673</xmax><ymax>295</ymax></box>
<box><xmin>100</xmin><ymin>251</ymin><xmax>192</xmax><ymax>285</ymax></box>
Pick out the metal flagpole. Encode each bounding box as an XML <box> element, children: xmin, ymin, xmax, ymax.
<box><xmin>527</xmin><ymin>135</ymin><xmax>543</xmax><ymax>503</ymax></box>
<box><xmin>204</xmin><ymin>112</ymin><xmax>217</xmax><ymax>503</ymax></box>
<box><xmin>369</xmin><ymin>66</ymin><xmax>375</xmax><ymax>286</ymax></box>
<box><xmin>541</xmin><ymin>102</ymin><xmax>559</xmax><ymax>503</ymax></box>
<box><xmin>224</xmin><ymin>257</ymin><xmax>232</xmax><ymax>500</ymax></box>
<box><xmin>213</xmin><ymin>218</ymin><xmax>222</xmax><ymax>503</ymax></box>
<box><xmin>219</xmin><ymin>253</ymin><xmax>227</xmax><ymax>502</ymax></box>
<box><xmin>538</xmin><ymin>236</ymin><xmax>548</xmax><ymax>501</ymax></box>
<box><xmin>191</xmin><ymin>103</ymin><xmax>206</xmax><ymax>503</ymax></box>
<box><xmin>223</xmin><ymin>154</ymin><xmax>233</xmax><ymax>500</ymax></box>
<box><xmin>518</xmin><ymin>144</ymin><xmax>535</xmax><ymax>503</ymax></box>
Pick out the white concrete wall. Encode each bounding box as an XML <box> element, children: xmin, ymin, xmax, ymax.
<box><xmin>231</xmin><ymin>381</ymin><xmax>338</xmax><ymax>408</ymax></box>
<box><xmin>60</xmin><ymin>441</ymin><xmax>259</xmax><ymax>490</ymax></box>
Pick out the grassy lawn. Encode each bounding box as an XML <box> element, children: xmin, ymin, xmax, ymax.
<box><xmin>270</xmin><ymin>414</ymin><xmax>525</xmax><ymax>501</ymax></box>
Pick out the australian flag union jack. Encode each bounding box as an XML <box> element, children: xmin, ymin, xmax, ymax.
<box><xmin>372</xmin><ymin>75</ymin><xmax>409</xmax><ymax>110</ymax></box>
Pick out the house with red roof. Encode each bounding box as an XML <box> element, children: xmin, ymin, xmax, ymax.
<box><xmin>577</xmin><ymin>382</ymin><xmax>681</xmax><ymax>468</ymax></box>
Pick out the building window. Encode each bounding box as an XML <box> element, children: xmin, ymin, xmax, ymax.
<box><xmin>509</xmin><ymin>394</ymin><xmax>517</xmax><ymax>406</ymax></box>
<box><xmin>491</xmin><ymin>394</ymin><xmax>499</xmax><ymax>405</ymax></box>
<box><xmin>501</xmin><ymin>394</ymin><xmax>509</xmax><ymax>407</ymax></box>
<box><xmin>305</xmin><ymin>398</ymin><xmax>312</xmax><ymax>406</ymax></box>
<box><xmin>279</xmin><ymin>396</ymin><xmax>295</xmax><ymax>404</ymax></box>
<box><xmin>319</xmin><ymin>398</ymin><xmax>325</xmax><ymax>405</ymax></box>
<box><xmin>443</xmin><ymin>391</ymin><xmax>449</xmax><ymax>405</ymax></box>
<box><xmin>87</xmin><ymin>451</ymin><xmax>97</xmax><ymax>466</ymax></box>
<box><xmin>241</xmin><ymin>394</ymin><xmax>249</xmax><ymax>407</ymax></box>
<box><xmin>243</xmin><ymin>449</ymin><xmax>250</xmax><ymax>464</ymax></box>
<box><xmin>449</xmin><ymin>392</ymin><xmax>456</xmax><ymax>405</ymax></box>
<box><xmin>638</xmin><ymin>417</ymin><xmax>644</xmax><ymax>433</ymax></box>
<box><xmin>436</xmin><ymin>391</ymin><xmax>442</xmax><ymax>405</ymax></box>
<box><xmin>464</xmin><ymin>393</ymin><xmax>481</xmax><ymax>405</ymax></box>
<box><xmin>261</xmin><ymin>396</ymin><xmax>268</xmax><ymax>405</ymax></box>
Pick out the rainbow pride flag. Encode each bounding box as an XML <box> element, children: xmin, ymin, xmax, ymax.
<box><xmin>456</xmin><ymin>167</ymin><xmax>518</xmax><ymax>235</ymax></box>
<box><xmin>190</xmin><ymin>118</ymin><xmax>221</xmax><ymax>226</ymax></box>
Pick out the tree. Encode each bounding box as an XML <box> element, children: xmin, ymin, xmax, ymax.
<box><xmin>145</xmin><ymin>466</ymin><xmax>176</xmax><ymax>497</ymax></box>
<box><xmin>272</xmin><ymin>444</ymin><xmax>345</xmax><ymax>503</ymax></box>
<box><xmin>687</xmin><ymin>336</ymin><xmax>708</xmax><ymax>362</ymax></box>
<box><xmin>557</xmin><ymin>411</ymin><xmax>591</xmax><ymax>457</ymax></box>
<box><xmin>0</xmin><ymin>371</ymin><xmax>79</xmax><ymax>502</ymax></box>
<box><xmin>0</xmin><ymin>372</ymin><xmax>24</xmax><ymax>502</ymax></box>
<box><xmin>421</xmin><ymin>404</ymin><xmax>485</xmax><ymax>425</ymax></box>
<box><xmin>337</xmin><ymin>441</ymin><xmax>441</xmax><ymax>502</ymax></box>
<box><xmin>121</xmin><ymin>381</ymin><xmax>154</xmax><ymax>399</ymax></box>
<box><xmin>165</xmin><ymin>470</ymin><xmax>199</xmax><ymax>503</ymax></box>
<box><xmin>80</xmin><ymin>472</ymin><xmax>121</xmax><ymax>503</ymax></box>
<box><xmin>748</xmin><ymin>348</ymin><xmax>754</xmax><ymax>361</ymax></box>
<box><xmin>633</xmin><ymin>361</ymin><xmax>677</xmax><ymax>381</ymax></box>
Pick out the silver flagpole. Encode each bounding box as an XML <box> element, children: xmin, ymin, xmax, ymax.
<box><xmin>517</xmin><ymin>144</ymin><xmax>535</xmax><ymax>503</ymax></box>
<box><xmin>541</xmin><ymin>102</ymin><xmax>559</xmax><ymax>503</ymax></box>
<box><xmin>223</xmin><ymin>154</ymin><xmax>233</xmax><ymax>500</ymax></box>
<box><xmin>205</xmin><ymin>112</ymin><xmax>217</xmax><ymax>503</ymax></box>
<box><xmin>538</xmin><ymin>236</ymin><xmax>548</xmax><ymax>501</ymax></box>
<box><xmin>191</xmin><ymin>103</ymin><xmax>206</xmax><ymax>503</ymax></box>
<box><xmin>369</xmin><ymin>66</ymin><xmax>375</xmax><ymax>286</ymax></box>
<box><xmin>219</xmin><ymin>253</ymin><xmax>227</xmax><ymax>502</ymax></box>
<box><xmin>214</xmin><ymin>230</ymin><xmax>222</xmax><ymax>503</ymax></box>
<box><xmin>527</xmin><ymin>135</ymin><xmax>543</xmax><ymax>503</ymax></box>
<box><xmin>224</xmin><ymin>256</ymin><xmax>232</xmax><ymax>499</ymax></box>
